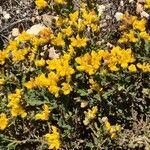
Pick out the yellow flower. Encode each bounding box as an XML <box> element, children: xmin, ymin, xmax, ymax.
<box><xmin>0</xmin><ymin>113</ymin><xmax>9</xmax><ymax>130</ymax></box>
<box><xmin>34</xmin><ymin>74</ymin><xmax>49</xmax><ymax>87</ymax></box>
<box><xmin>24</xmin><ymin>78</ymin><xmax>35</xmax><ymax>89</ymax></box>
<box><xmin>62</xmin><ymin>26</ymin><xmax>73</xmax><ymax>37</ymax></box>
<box><xmin>35</xmin><ymin>58</ymin><xmax>46</xmax><ymax>67</ymax></box>
<box><xmin>137</xmin><ymin>63</ymin><xmax>150</xmax><ymax>72</ymax></box>
<box><xmin>7</xmin><ymin>89</ymin><xmax>27</xmax><ymax>118</ymax></box>
<box><xmin>70</xmin><ymin>35</ymin><xmax>87</xmax><ymax>48</ymax></box>
<box><xmin>144</xmin><ymin>0</ymin><xmax>150</xmax><ymax>9</ymax></box>
<box><xmin>35</xmin><ymin>104</ymin><xmax>50</xmax><ymax>120</ymax></box>
<box><xmin>10</xmin><ymin>105</ymin><xmax>27</xmax><ymax>118</ymax></box>
<box><xmin>51</xmin><ymin>33</ymin><xmax>65</xmax><ymax>47</ymax></box>
<box><xmin>35</xmin><ymin>0</ymin><xmax>48</xmax><ymax>9</ymax></box>
<box><xmin>128</xmin><ymin>64</ymin><xmax>137</xmax><ymax>72</ymax></box>
<box><xmin>69</xmin><ymin>11</ymin><xmax>79</xmax><ymax>23</ymax></box>
<box><xmin>44</xmin><ymin>126</ymin><xmax>61</xmax><ymax>149</ymax></box>
<box><xmin>0</xmin><ymin>78</ymin><xmax>5</xmax><ymax>85</ymax></box>
<box><xmin>0</xmin><ymin>50</ymin><xmax>8</xmax><ymax>65</ymax></box>
<box><xmin>132</xmin><ymin>19</ymin><xmax>146</xmax><ymax>32</ymax></box>
<box><xmin>48</xmin><ymin>85</ymin><xmax>60</xmax><ymax>97</ymax></box>
<box><xmin>103</xmin><ymin>117</ymin><xmax>121</xmax><ymax>139</ymax></box>
<box><xmin>139</xmin><ymin>31</ymin><xmax>150</xmax><ymax>40</ymax></box>
<box><xmin>105</xmin><ymin>121</ymin><xmax>111</xmax><ymax>131</ymax></box>
<box><xmin>83</xmin><ymin>106</ymin><xmax>98</xmax><ymax>125</ymax></box>
<box><xmin>54</xmin><ymin>0</ymin><xmax>66</xmax><ymax>4</ymax></box>
<box><xmin>61</xmin><ymin>82</ymin><xmax>72</xmax><ymax>95</ymax></box>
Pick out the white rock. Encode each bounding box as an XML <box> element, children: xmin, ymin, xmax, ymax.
<box><xmin>12</xmin><ymin>28</ymin><xmax>20</xmax><ymax>37</ymax></box>
<box><xmin>120</xmin><ymin>1</ymin><xmax>124</xmax><ymax>6</ymax></box>
<box><xmin>129</xmin><ymin>0</ymin><xmax>134</xmax><ymax>3</ymax></box>
<box><xmin>48</xmin><ymin>47</ymin><xmax>60</xmax><ymax>59</ymax></box>
<box><xmin>97</xmin><ymin>5</ymin><xmax>105</xmax><ymax>16</ymax></box>
<box><xmin>26</xmin><ymin>24</ymin><xmax>46</xmax><ymax>35</ymax></box>
<box><xmin>114</xmin><ymin>12</ymin><xmax>123</xmax><ymax>21</ymax></box>
<box><xmin>141</xmin><ymin>11</ymin><xmax>150</xmax><ymax>18</ymax></box>
<box><xmin>3</xmin><ymin>13</ymin><xmax>11</xmax><ymax>20</ymax></box>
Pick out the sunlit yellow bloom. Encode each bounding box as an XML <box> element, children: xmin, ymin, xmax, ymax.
<box><xmin>0</xmin><ymin>113</ymin><xmax>9</xmax><ymax>130</ymax></box>
<box><xmin>48</xmin><ymin>85</ymin><xmax>60</xmax><ymax>97</ymax></box>
<box><xmin>35</xmin><ymin>0</ymin><xmax>48</xmax><ymax>9</ymax></box>
<box><xmin>118</xmin><ymin>30</ymin><xmax>138</xmax><ymax>43</ymax></box>
<box><xmin>44</xmin><ymin>126</ymin><xmax>61</xmax><ymax>149</ymax></box>
<box><xmin>144</xmin><ymin>0</ymin><xmax>150</xmax><ymax>9</ymax></box>
<box><xmin>35</xmin><ymin>58</ymin><xmax>46</xmax><ymax>67</ymax></box>
<box><xmin>139</xmin><ymin>31</ymin><xmax>150</xmax><ymax>40</ymax></box>
<box><xmin>137</xmin><ymin>63</ymin><xmax>150</xmax><ymax>72</ymax></box>
<box><xmin>128</xmin><ymin>64</ymin><xmax>137</xmax><ymax>72</ymax></box>
<box><xmin>132</xmin><ymin>19</ymin><xmax>146</xmax><ymax>32</ymax></box>
<box><xmin>70</xmin><ymin>35</ymin><xmax>88</xmax><ymax>48</ymax></box>
<box><xmin>0</xmin><ymin>50</ymin><xmax>8</xmax><ymax>65</ymax></box>
<box><xmin>35</xmin><ymin>104</ymin><xmax>50</xmax><ymax>120</ymax></box>
<box><xmin>62</xmin><ymin>26</ymin><xmax>73</xmax><ymax>37</ymax></box>
<box><xmin>34</xmin><ymin>74</ymin><xmax>49</xmax><ymax>87</ymax></box>
<box><xmin>51</xmin><ymin>32</ymin><xmax>65</xmax><ymax>47</ymax></box>
<box><xmin>61</xmin><ymin>82</ymin><xmax>72</xmax><ymax>95</ymax></box>
<box><xmin>17</xmin><ymin>31</ymin><xmax>34</xmax><ymax>42</ymax></box>
<box><xmin>54</xmin><ymin>0</ymin><xmax>66</xmax><ymax>4</ymax></box>
<box><xmin>82</xmin><ymin>9</ymin><xmax>99</xmax><ymax>25</ymax></box>
<box><xmin>69</xmin><ymin>11</ymin><xmax>79</xmax><ymax>23</ymax></box>
<box><xmin>24</xmin><ymin>78</ymin><xmax>35</xmax><ymax>89</ymax></box>
<box><xmin>8</xmin><ymin>89</ymin><xmax>27</xmax><ymax>118</ymax></box>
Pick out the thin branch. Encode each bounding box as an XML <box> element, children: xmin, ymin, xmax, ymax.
<box><xmin>0</xmin><ymin>18</ymin><xmax>31</xmax><ymax>33</ymax></box>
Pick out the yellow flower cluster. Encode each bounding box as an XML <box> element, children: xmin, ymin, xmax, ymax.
<box><xmin>35</xmin><ymin>0</ymin><xmax>48</xmax><ymax>9</ymax></box>
<box><xmin>1</xmin><ymin>29</ymin><xmax>50</xmax><ymax>64</ymax></box>
<box><xmin>35</xmin><ymin>58</ymin><xmax>46</xmax><ymax>67</ymax></box>
<box><xmin>47</xmin><ymin>54</ymin><xmax>74</xmax><ymax>77</ymax></box>
<box><xmin>76</xmin><ymin>46</ymin><xmax>135</xmax><ymax>74</ymax></box>
<box><xmin>8</xmin><ymin>89</ymin><xmax>27</xmax><ymax>118</ymax></box>
<box><xmin>137</xmin><ymin>63</ymin><xmax>150</xmax><ymax>72</ymax></box>
<box><xmin>119</xmin><ymin>14</ymin><xmax>150</xmax><ymax>43</ymax></box>
<box><xmin>50</xmin><ymin>7</ymin><xmax>99</xmax><ymax>51</ymax></box>
<box><xmin>35</xmin><ymin>104</ymin><xmax>50</xmax><ymax>120</ymax></box>
<box><xmin>25</xmin><ymin>54</ymin><xmax>74</xmax><ymax>97</ymax></box>
<box><xmin>83</xmin><ymin>106</ymin><xmax>98</xmax><ymax>125</ymax></box>
<box><xmin>104</xmin><ymin>46</ymin><xmax>135</xmax><ymax>71</ymax></box>
<box><xmin>0</xmin><ymin>113</ymin><xmax>9</xmax><ymax>130</ymax></box>
<box><xmin>75</xmin><ymin>50</ymin><xmax>102</xmax><ymax>75</ymax></box>
<box><xmin>70</xmin><ymin>35</ymin><xmax>88</xmax><ymax>48</ymax></box>
<box><xmin>102</xmin><ymin>117</ymin><xmax>121</xmax><ymax>139</ymax></box>
<box><xmin>44</xmin><ymin>126</ymin><xmax>60</xmax><ymax>149</ymax></box>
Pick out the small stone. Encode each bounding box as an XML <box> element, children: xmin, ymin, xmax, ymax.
<box><xmin>120</xmin><ymin>0</ymin><xmax>124</xmax><ymax>6</ymax></box>
<box><xmin>26</xmin><ymin>24</ymin><xmax>46</xmax><ymax>35</ymax></box>
<box><xmin>102</xmin><ymin>117</ymin><xmax>108</xmax><ymax>123</ymax></box>
<box><xmin>114</xmin><ymin>12</ymin><xmax>123</xmax><ymax>21</ymax></box>
<box><xmin>97</xmin><ymin>5</ymin><xmax>106</xmax><ymax>16</ymax></box>
<box><xmin>141</xmin><ymin>11</ymin><xmax>149</xmax><ymax>18</ymax></box>
<box><xmin>16</xmin><ymin>10</ymin><xmax>20</xmax><ymax>14</ymax></box>
<box><xmin>136</xmin><ymin>3</ymin><xmax>143</xmax><ymax>14</ymax></box>
<box><xmin>12</xmin><ymin>28</ymin><xmax>20</xmax><ymax>37</ymax></box>
<box><xmin>3</xmin><ymin>13</ymin><xmax>11</xmax><ymax>20</ymax></box>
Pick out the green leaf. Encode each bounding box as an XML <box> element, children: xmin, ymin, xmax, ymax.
<box><xmin>77</xmin><ymin>89</ymin><xmax>87</xmax><ymax>96</ymax></box>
